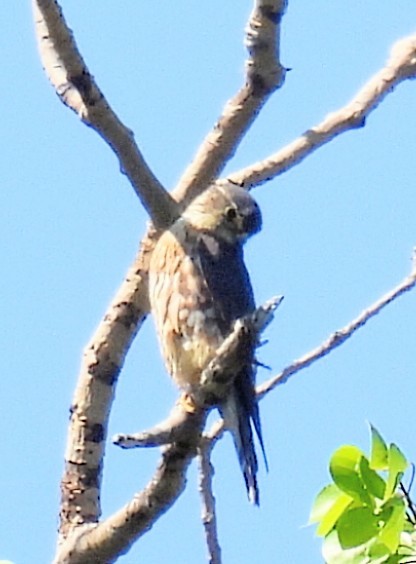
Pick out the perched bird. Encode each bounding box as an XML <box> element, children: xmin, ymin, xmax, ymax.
<box><xmin>148</xmin><ymin>184</ymin><xmax>266</xmax><ymax>504</ymax></box>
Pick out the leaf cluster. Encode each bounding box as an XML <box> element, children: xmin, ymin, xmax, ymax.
<box><xmin>310</xmin><ymin>426</ymin><xmax>416</xmax><ymax>563</ymax></box>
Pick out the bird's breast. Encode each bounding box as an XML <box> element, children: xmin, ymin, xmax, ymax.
<box><xmin>149</xmin><ymin>228</ymin><xmax>223</xmax><ymax>390</ymax></box>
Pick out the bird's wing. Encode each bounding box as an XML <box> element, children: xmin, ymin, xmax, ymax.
<box><xmin>197</xmin><ymin>233</ymin><xmax>255</xmax><ymax>323</ymax></box>
<box><xmin>197</xmin><ymin>233</ymin><xmax>267</xmax><ymax>504</ymax></box>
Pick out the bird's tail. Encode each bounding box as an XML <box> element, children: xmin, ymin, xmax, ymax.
<box><xmin>220</xmin><ymin>372</ymin><xmax>267</xmax><ymax>505</ymax></box>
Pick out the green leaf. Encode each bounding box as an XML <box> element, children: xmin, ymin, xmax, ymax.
<box><xmin>369</xmin><ymin>425</ymin><xmax>389</xmax><ymax>471</ymax></box>
<box><xmin>322</xmin><ymin>529</ymin><xmax>372</xmax><ymax>564</ymax></box>
<box><xmin>378</xmin><ymin>496</ymin><xmax>406</xmax><ymax>553</ymax></box>
<box><xmin>314</xmin><ymin>429</ymin><xmax>412</xmax><ymax>564</ymax></box>
<box><xmin>309</xmin><ymin>483</ymin><xmax>342</xmax><ymax>524</ymax></box>
<box><xmin>402</xmin><ymin>519</ymin><xmax>416</xmax><ymax>533</ymax></box>
<box><xmin>337</xmin><ymin>506</ymin><xmax>380</xmax><ymax>548</ymax></box>
<box><xmin>316</xmin><ymin>492</ymin><xmax>354</xmax><ymax>537</ymax></box>
<box><xmin>359</xmin><ymin>455</ymin><xmax>386</xmax><ymax>500</ymax></box>
<box><xmin>367</xmin><ymin>540</ymin><xmax>393</xmax><ymax>562</ymax></box>
<box><xmin>330</xmin><ymin>446</ymin><xmax>371</xmax><ymax>505</ymax></box>
<box><xmin>385</xmin><ymin>444</ymin><xmax>408</xmax><ymax>500</ymax></box>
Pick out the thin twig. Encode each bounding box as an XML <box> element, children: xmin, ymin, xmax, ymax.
<box><xmin>193</xmin><ymin>296</ymin><xmax>283</xmax><ymax>407</ymax></box>
<box><xmin>113</xmin><ymin>402</ymin><xmax>202</xmax><ymax>448</ymax></box>
<box><xmin>204</xmin><ymin>252</ymin><xmax>416</xmax><ymax>443</ymax></box>
<box><xmin>258</xmin><ymin>252</ymin><xmax>416</xmax><ymax>396</ymax></box>
<box><xmin>401</xmin><ymin>479</ymin><xmax>416</xmax><ymax>525</ymax></box>
<box><xmin>225</xmin><ymin>34</ymin><xmax>416</xmax><ymax>189</ymax></box>
<box><xmin>198</xmin><ymin>439</ymin><xmax>222</xmax><ymax>564</ymax></box>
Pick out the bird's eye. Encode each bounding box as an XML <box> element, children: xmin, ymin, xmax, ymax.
<box><xmin>225</xmin><ymin>207</ymin><xmax>237</xmax><ymax>221</ymax></box>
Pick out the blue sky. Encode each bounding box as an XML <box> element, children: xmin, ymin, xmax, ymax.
<box><xmin>2</xmin><ymin>2</ymin><xmax>416</xmax><ymax>563</ymax></box>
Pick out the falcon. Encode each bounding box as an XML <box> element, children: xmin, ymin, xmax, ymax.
<box><xmin>148</xmin><ymin>184</ymin><xmax>266</xmax><ymax>504</ymax></box>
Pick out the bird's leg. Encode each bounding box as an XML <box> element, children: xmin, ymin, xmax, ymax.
<box><xmin>178</xmin><ymin>392</ymin><xmax>199</xmax><ymax>414</ymax></box>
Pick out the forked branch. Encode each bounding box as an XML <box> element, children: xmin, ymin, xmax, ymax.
<box><xmin>32</xmin><ymin>1</ymin><xmax>416</xmax><ymax>563</ymax></box>
<box><xmin>35</xmin><ymin>2</ymin><xmax>289</xmax><ymax>550</ymax></box>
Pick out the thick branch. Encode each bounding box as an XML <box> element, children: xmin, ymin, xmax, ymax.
<box><xmin>55</xmin><ymin>412</ymin><xmax>204</xmax><ymax>564</ymax></box>
<box><xmin>174</xmin><ymin>0</ymin><xmax>288</xmax><ymax>204</ymax></box>
<box><xmin>225</xmin><ymin>34</ymin><xmax>416</xmax><ymax>188</ymax></box>
<box><xmin>57</xmin><ymin>235</ymin><xmax>155</xmax><ymax>541</ymax></box>
<box><xmin>32</xmin><ymin>0</ymin><xmax>178</xmax><ymax>228</ymax></box>
<box><xmin>33</xmin><ymin>0</ymin><xmax>287</xmax><ymax>553</ymax></box>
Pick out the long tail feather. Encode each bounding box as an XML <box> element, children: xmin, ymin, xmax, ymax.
<box><xmin>220</xmin><ymin>370</ymin><xmax>266</xmax><ymax>505</ymax></box>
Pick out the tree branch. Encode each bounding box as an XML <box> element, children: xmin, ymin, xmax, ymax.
<box><xmin>192</xmin><ymin>295</ymin><xmax>283</xmax><ymax>407</ymax></box>
<box><xmin>197</xmin><ymin>438</ymin><xmax>222</xmax><ymax>564</ymax></box>
<box><xmin>258</xmin><ymin>249</ymin><xmax>416</xmax><ymax>395</ymax></box>
<box><xmin>57</xmin><ymin>235</ymin><xmax>155</xmax><ymax>542</ymax></box>
<box><xmin>32</xmin><ymin>0</ymin><xmax>178</xmax><ymax>228</ymax></box>
<box><xmin>34</xmin><ymin>1</ymin><xmax>416</xmax><ymax>562</ymax></box>
<box><xmin>32</xmin><ymin>0</ymin><xmax>287</xmax><ymax>555</ymax></box>
<box><xmin>113</xmin><ymin>402</ymin><xmax>202</xmax><ymax>449</ymax></box>
<box><xmin>54</xmin><ymin>413</ymin><xmax>204</xmax><ymax>564</ymax></box>
<box><xmin>203</xmin><ymin>251</ymin><xmax>416</xmax><ymax>448</ymax></box>
<box><xmin>224</xmin><ymin>34</ymin><xmax>416</xmax><ymax>189</ymax></box>
<box><xmin>173</xmin><ymin>0</ymin><xmax>288</xmax><ymax>204</ymax></box>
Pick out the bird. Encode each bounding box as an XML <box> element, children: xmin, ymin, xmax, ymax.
<box><xmin>148</xmin><ymin>183</ymin><xmax>267</xmax><ymax>505</ymax></box>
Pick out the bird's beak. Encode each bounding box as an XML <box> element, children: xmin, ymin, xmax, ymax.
<box><xmin>242</xmin><ymin>205</ymin><xmax>262</xmax><ymax>236</ymax></box>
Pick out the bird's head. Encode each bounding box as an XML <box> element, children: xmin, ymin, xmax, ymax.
<box><xmin>182</xmin><ymin>184</ymin><xmax>262</xmax><ymax>244</ymax></box>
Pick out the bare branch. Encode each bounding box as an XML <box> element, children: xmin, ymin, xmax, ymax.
<box><xmin>58</xmin><ymin>234</ymin><xmax>155</xmax><ymax>541</ymax></box>
<box><xmin>197</xmin><ymin>439</ymin><xmax>222</xmax><ymax>564</ymax></box>
<box><xmin>34</xmin><ymin>1</ymin><xmax>416</xmax><ymax>562</ymax></box>
<box><xmin>203</xmin><ymin>251</ymin><xmax>416</xmax><ymax>444</ymax></box>
<box><xmin>174</xmin><ymin>0</ymin><xmax>288</xmax><ymax>204</ymax></box>
<box><xmin>113</xmin><ymin>402</ymin><xmax>200</xmax><ymax>448</ymax></box>
<box><xmin>258</xmin><ymin>250</ymin><xmax>416</xmax><ymax>396</ymax></box>
<box><xmin>54</xmin><ymin>413</ymin><xmax>204</xmax><ymax>564</ymax></box>
<box><xmin>225</xmin><ymin>34</ymin><xmax>416</xmax><ymax>189</ymax></box>
<box><xmin>32</xmin><ymin>0</ymin><xmax>178</xmax><ymax>228</ymax></box>
<box><xmin>33</xmin><ymin>0</ymin><xmax>287</xmax><ymax>555</ymax></box>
